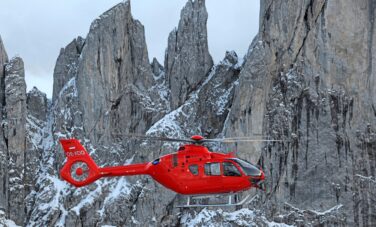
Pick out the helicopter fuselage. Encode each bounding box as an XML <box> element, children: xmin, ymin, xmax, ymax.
<box><xmin>145</xmin><ymin>144</ymin><xmax>263</xmax><ymax>194</ymax></box>
<box><xmin>60</xmin><ymin>139</ymin><xmax>265</xmax><ymax>195</ymax></box>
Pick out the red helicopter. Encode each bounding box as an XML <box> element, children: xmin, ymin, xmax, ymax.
<box><xmin>60</xmin><ymin>135</ymin><xmax>274</xmax><ymax>207</ymax></box>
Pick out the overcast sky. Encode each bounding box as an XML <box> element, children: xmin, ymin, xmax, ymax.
<box><xmin>0</xmin><ymin>0</ymin><xmax>259</xmax><ymax>98</ymax></box>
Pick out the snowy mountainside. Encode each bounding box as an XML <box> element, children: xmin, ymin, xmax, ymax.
<box><xmin>22</xmin><ymin>1</ymin><xmax>281</xmax><ymax>225</ymax></box>
<box><xmin>0</xmin><ymin>0</ymin><xmax>375</xmax><ymax>226</ymax></box>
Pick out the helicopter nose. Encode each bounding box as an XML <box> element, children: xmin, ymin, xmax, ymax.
<box><xmin>249</xmin><ymin>176</ymin><xmax>263</xmax><ymax>185</ymax></box>
<box><xmin>260</xmin><ymin>170</ymin><xmax>265</xmax><ymax>180</ymax></box>
<box><xmin>249</xmin><ymin>169</ymin><xmax>265</xmax><ymax>189</ymax></box>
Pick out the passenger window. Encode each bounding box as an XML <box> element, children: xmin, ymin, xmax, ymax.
<box><xmin>204</xmin><ymin>163</ymin><xmax>221</xmax><ymax>176</ymax></box>
<box><xmin>189</xmin><ymin>165</ymin><xmax>199</xmax><ymax>175</ymax></box>
<box><xmin>223</xmin><ymin>162</ymin><xmax>241</xmax><ymax>176</ymax></box>
<box><xmin>172</xmin><ymin>154</ymin><xmax>178</xmax><ymax>167</ymax></box>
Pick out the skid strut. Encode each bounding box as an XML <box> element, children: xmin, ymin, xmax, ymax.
<box><xmin>177</xmin><ymin>193</ymin><xmax>255</xmax><ymax>208</ymax></box>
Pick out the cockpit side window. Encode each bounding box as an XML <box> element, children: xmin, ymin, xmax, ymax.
<box><xmin>223</xmin><ymin>162</ymin><xmax>241</xmax><ymax>176</ymax></box>
<box><xmin>204</xmin><ymin>163</ymin><xmax>221</xmax><ymax>176</ymax></box>
<box><xmin>231</xmin><ymin>158</ymin><xmax>261</xmax><ymax>176</ymax></box>
<box><xmin>189</xmin><ymin>164</ymin><xmax>199</xmax><ymax>175</ymax></box>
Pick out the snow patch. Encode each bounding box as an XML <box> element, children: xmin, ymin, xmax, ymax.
<box><xmin>181</xmin><ymin>208</ymin><xmax>293</xmax><ymax>227</ymax></box>
<box><xmin>355</xmin><ymin>174</ymin><xmax>376</xmax><ymax>184</ymax></box>
<box><xmin>0</xmin><ymin>211</ymin><xmax>21</xmax><ymax>227</ymax></box>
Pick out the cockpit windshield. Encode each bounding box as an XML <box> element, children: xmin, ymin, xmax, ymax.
<box><xmin>231</xmin><ymin>158</ymin><xmax>261</xmax><ymax>176</ymax></box>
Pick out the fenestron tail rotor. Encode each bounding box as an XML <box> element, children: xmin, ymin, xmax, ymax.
<box><xmin>60</xmin><ymin>139</ymin><xmax>101</xmax><ymax>187</ymax></box>
<box><xmin>70</xmin><ymin>161</ymin><xmax>90</xmax><ymax>182</ymax></box>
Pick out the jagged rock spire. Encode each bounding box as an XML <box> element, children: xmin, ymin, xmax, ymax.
<box><xmin>0</xmin><ymin>36</ymin><xmax>8</xmax><ymax>107</ymax></box>
<box><xmin>27</xmin><ymin>86</ymin><xmax>48</xmax><ymax>121</ymax></box>
<box><xmin>75</xmin><ymin>1</ymin><xmax>158</xmax><ymax>142</ymax></box>
<box><xmin>151</xmin><ymin>57</ymin><xmax>163</xmax><ymax>76</ymax></box>
<box><xmin>0</xmin><ymin>36</ymin><xmax>8</xmax><ymax>79</ymax></box>
<box><xmin>4</xmin><ymin>56</ymin><xmax>27</xmax><ymax>225</ymax></box>
<box><xmin>0</xmin><ymin>35</ymin><xmax>8</xmax><ymax>221</ymax></box>
<box><xmin>165</xmin><ymin>0</ymin><xmax>213</xmax><ymax>109</ymax></box>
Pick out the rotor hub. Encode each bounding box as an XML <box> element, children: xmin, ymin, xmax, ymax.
<box><xmin>191</xmin><ymin>135</ymin><xmax>204</xmax><ymax>141</ymax></box>
<box><xmin>70</xmin><ymin>161</ymin><xmax>89</xmax><ymax>182</ymax></box>
<box><xmin>76</xmin><ymin>167</ymin><xmax>84</xmax><ymax>176</ymax></box>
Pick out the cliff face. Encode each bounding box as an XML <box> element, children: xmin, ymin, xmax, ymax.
<box><xmin>0</xmin><ymin>35</ymin><xmax>8</xmax><ymax>219</ymax></box>
<box><xmin>224</xmin><ymin>0</ymin><xmax>376</xmax><ymax>225</ymax></box>
<box><xmin>76</xmin><ymin>1</ymin><xmax>167</xmax><ymax>145</ymax></box>
<box><xmin>0</xmin><ymin>48</ymin><xmax>36</xmax><ymax>226</ymax></box>
<box><xmin>0</xmin><ymin>0</ymin><xmax>375</xmax><ymax>226</ymax></box>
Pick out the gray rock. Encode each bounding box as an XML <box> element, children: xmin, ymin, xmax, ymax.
<box><xmin>52</xmin><ymin>37</ymin><xmax>84</xmax><ymax>101</ymax></box>
<box><xmin>164</xmin><ymin>0</ymin><xmax>213</xmax><ymax>109</ymax></box>
<box><xmin>222</xmin><ymin>36</ymin><xmax>273</xmax><ymax>163</ymax></box>
<box><xmin>25</xmin><ymin>87</ymin><xmax>48</xmax><ymax>208</ymax></box>
<box><xmin>4</xmin><ymin>56</ymin><xmax>27</xmax><ymax>225</ymax></box>
<box><xmin>27</xmin><ymin>86</ymin><xmax>48</xmax><ymax>121</ymax></box>
<box><xmin>76</xmin><ymin>1</ymin><xmax>164</xmax><ymax>145</ymax></box>
<box><xmin>0</xmin><ymin>36</ymin><xmax>8</xmax><ymax>92</ymax></box>
<box><xmin>0</xmin><ymin>35</ymin><xmax>8</xmax><ymax>220</ymax></box>
<box><xmin>1</xmin><ymin>0</ymin><xmax>374</xmax><ymax>226</ymax></box>
<box><xmin>151</xmin><ymin>57</ymin><xmax>163</xmax><ymax>77</ymax></box>
<box><xmin>224</xmin><ymin>0</ymin><xmax>376</xmax><ymax>226</ymax></box>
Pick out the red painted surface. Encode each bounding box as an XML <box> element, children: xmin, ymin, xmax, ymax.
<box><xmin>76</xmin><ymin>167</ymin><xmax>83</xmax><ymax>176</ymax></box>
<box><xmin>191</xmin><ymin>135</ymin><xmax>204</xmax><ymax>141</ymax></box>
<box><xmin>60</xmin><ymin>138</ymin><xmax>265</xmax><ymax>195</ymax></box>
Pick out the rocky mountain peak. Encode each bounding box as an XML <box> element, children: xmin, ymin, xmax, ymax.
<box><xmin>224</xmin><ymin>50</ymin><xmax>239</xmax><ymax>65</ymax></box>
<box><xmin>75</xmin><ymin>0</ymin><xmax>161</xmax><ymax>143</ymax></box>
<box><xmin>5</xmin><ymin>57</ymin><xmax>26</xmax><ymax>101</ymax></box>
<box><xmin>27</xmin><ymin>86</ymin><xmax>48</xmax><ymax>121</ymax></box>
<box><xmin>0</xmin><ymin>35</ymin><xmax>8</xmax><ymax>111</ymax></box>
<box><xmin>89</xmin><ymin>1</ymin><xmax>131</xmax><ymax>32</ymax></box>
<box><xmin>151</xmin><ymin>57</ymin><xmax>163</xmax><ymax>76</ymax></box>
<box><xmin>165</xmin><ymin>0</ymin><xmax>213</xmax><ymax>109</ymax></box>
<box><xmin>5</xmin><ymin>56</ymin><xmax>23</xmax><ymax>74</ymax></box>
<box><xmin>0</xmin><ymin>35</ymin><xmax>8</xmax><ymax>70</ymax></box>
<box><xmin>52</xmin><ymin>36</ymin><xmax>85</xmax><ymax>101</ymax></box>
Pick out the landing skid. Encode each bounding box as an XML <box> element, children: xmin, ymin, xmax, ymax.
<box><xmin>177</xmin><ymin>193</ymin><xmax>255</xmax><ymax>208</ymax></box>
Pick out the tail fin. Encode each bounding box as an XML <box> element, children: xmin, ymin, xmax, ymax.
<box><xmin>60</xmin><ymin>139</ymin><xmax>101</xmax><ymax>187</ymax></box>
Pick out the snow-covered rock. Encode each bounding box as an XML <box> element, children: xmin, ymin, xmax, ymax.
<box><xmin>0</xmin><ymin>0</ymin><xmax>375</xmax><ymax>226</ymax></box>
<box><xmin>181</xmin><ymin>208</ymin><xmax>293</xmax><ymax>227</ymax></box>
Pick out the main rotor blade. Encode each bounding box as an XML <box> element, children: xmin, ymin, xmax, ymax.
<box><xmin>111</xmin><ymin>133</ymin><xmax>193</xmax><ymax>143</ymax></box>
<box><xmin>111</xmin><ymin>133</ymin><xmax>285</xmax><ymax>144</ymax></box>
<box><xmin>202</xmin><ymin>138</ymin><xmax>283</xmax><ymax>143</ymax></box>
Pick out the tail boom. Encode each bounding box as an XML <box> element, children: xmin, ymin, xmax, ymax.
<box><xmin>99</xmin><ymin>163</ymin><xmax>150</xmax><ymax>177</ymax></box>
<box><xmin>60</xmin><ymin>139</ymin><xmax>150</xmax><ymax>187</ymax></box>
